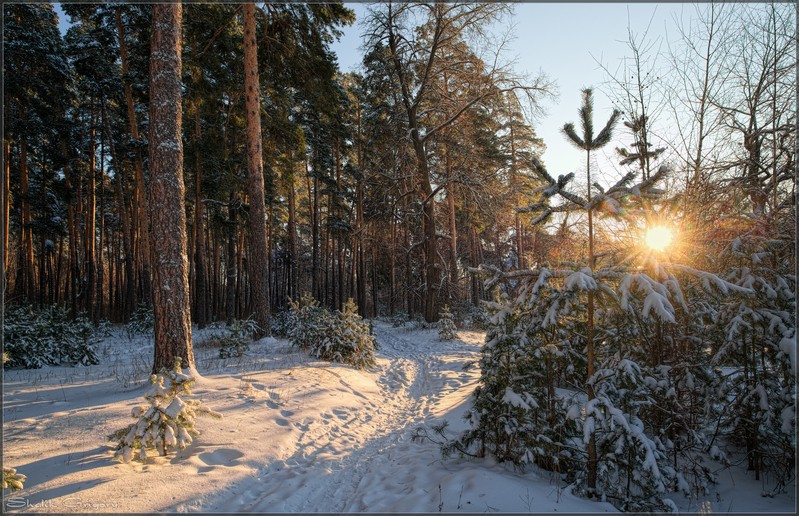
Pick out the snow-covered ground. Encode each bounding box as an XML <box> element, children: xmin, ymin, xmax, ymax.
<box><xmin>2</xmin><ymin>321</ymin><xmax>795</xmax><ymax>513</ymax></box>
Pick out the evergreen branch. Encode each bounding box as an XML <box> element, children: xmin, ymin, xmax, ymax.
<box><xmin>591</xmin><ymin>109</ymin><xmax>621</xmax><ymax>148</ymax></box>
<box><xmin>562</xmin><ymin>123</ymin><xmax>586</xmax><ymax>149</ymax></box>
<box><xmin>579</xmin><ymin>88</ymin><xmax>594</xmax><ymax>143</ymax></box>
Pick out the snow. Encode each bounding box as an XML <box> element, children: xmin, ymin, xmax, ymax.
<box><xmin>2</xmin><ymin>322</ymin><xmax>795</xmax><ymax>513</ymax></box>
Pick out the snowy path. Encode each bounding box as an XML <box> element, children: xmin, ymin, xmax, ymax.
<box><xmin>191</xmin><ymin>322</ymin><xmax>483</xmax><ymax>513</ymax></box>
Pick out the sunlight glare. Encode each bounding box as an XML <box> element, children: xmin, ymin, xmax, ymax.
<box><xmin>645</xmin><ymin>226</ymin><xmax>674</xmax><ymax>252</ymax></box>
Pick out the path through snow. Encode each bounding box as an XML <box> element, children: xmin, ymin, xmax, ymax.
<box><xmin>189</xmin><ymin>321</ymin><xmax>487</xmax><ymax>512</ymax></box>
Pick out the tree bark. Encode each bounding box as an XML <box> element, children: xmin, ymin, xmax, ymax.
<box><xmin>287</xmin><ymin>168</ymin><xmax>298</xmax><ymax>302</ymax></box>
<box><xmin>102</xmin><ymin>102</ymin><xmax>136</xmax><ymax>321</ymax></box>
<box><xmin>117</xmin><ymin>7</ymin><xmax>152</xmax><ymax>307</ymax></box>
<box><xmin>2</xmin><ymin>114</ymin><xmax>10</xmax><ymax>288</ymax></box>
<box><xmin>148</xmin><ymin>2</ymin><xmax>194</xmax><ymax>373</ymax></box>
<box><xmin>193</xmin><ymin>106</ymin><xmax>208</xmax><ymax>328</ymax></box>
<box><xmin>85</xmin><ymin>97</ymin><xmax>97</xmax><ymax>318</ymax></box>
<box><xmin>17</xmin><ymin>107</ymin><xmax>35</xmax><ymax>304</ymax></box>
<box><xmin>226</xmin><ymin>193</ymin><xmax>238</xmax><ymax>324</ymax></box>
<box><xmin>445</xmin><ymin>147</ymin><xmax>458</xmax><ymax>291</ymax></box>
<box><xmin>242</xmin><ymin>3</ymin><xmax>271</xmax><ymax>338</ymax></box>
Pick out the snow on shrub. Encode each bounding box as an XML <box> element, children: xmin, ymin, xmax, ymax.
<box><xmin>438</xmin><ymin>305</ymin><xmax>458</xmax><ymax>340</ymax></box>
<box><xmin>289</xmin><ymin>293</ymin><xmax>376</xmax><ymax>369</ymax></box>
<box><xmin>3</xmin><ymin>304</ymin><xmax>100</xmax><ymax>369</ymax></box>
<box><xmin>126</xmin><ymin>304</ymin><xmax>154</xmax><ymax>340</ymax></box>
<box><xmin>270</xmin><ymin>310</ymin><xmax>297</xmax><ymax>337</ymax></box>
<box><xmin>109</xmin><ymin>359</ymin><xmax>221</xmax><ymax>463</ymax></box>
<box><xmin>218</xmin><ymin>319</ymin><xmax>259</xmax><ymax>358</ymax></box>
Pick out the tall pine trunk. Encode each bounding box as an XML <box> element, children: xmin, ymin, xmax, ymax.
<box><xmin>85</xmin><ymin>98</ymin><xmax>97</xmax><ymax>318</ymax></box>
<box><xmin>242</xmin><ymin>3</ymin><xmax>271</xmax><ymax>338</ymax></box>
<box><xmin>17</xmin><ymin>107</ymin><xmax>35</xmax><ymax>304</ymax></box>
<box><xmin>102</xmin><ymin>103</ymin><xmax>136</xmax><ymax>321</ymax></box>
<box><xmin>148</xmin><ymin>2</ymin><xmax>194</xmax><ymax>373</ymax></box>
<box><xmin>117</xmin><ymin>7</ymin><xmax>152</xmax><ymax>307</ymax></box>
<box><xmin>193</xmin><ymin>107</ymin><xmax>208</xmax><ymax>328</ymax></box>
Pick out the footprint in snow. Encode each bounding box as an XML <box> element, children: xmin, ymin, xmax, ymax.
<box><xmin>197</xmin><ymin>448</ymin><xmax>244</xmax><ymax>467</ymax></box>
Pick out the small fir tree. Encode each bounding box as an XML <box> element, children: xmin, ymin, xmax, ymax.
<box><xmin>219</xmin><ymin>319</ymin><xmax>259</xmax><ymax>358</ymax></box>
<box><xmin>325</xmin><ymin>299</ymin><xmax>377</xmax><ymax>369</ymax></box>
<box><xmin>438</xmin><ymin>305</ymin><xmax>458</xmax><ymax>340</ymax></box>
<box><xmin>110</xmin><ymin>359</ymin><xmax>221</xmax><ymax>463</ymax></box>
<box><xmin>288</xmin><ymin>294</ymin><xmax>377</xmax><ymax>369</ymax></box>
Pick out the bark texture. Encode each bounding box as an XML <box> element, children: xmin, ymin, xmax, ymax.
<box><xmin>243</xmin><ymin>3</ymin><xmax>271</xmax><ymax>338</ymax></box>
<box><xmin>148</xmin><ymin>3</ymin><xmax>195</xmax><ymax>373</ymax></box>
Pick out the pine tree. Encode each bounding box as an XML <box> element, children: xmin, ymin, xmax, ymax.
<box><xmin>438</xmin><ymin>305</ymin><xmax>458</xmax><ymax>340</ymax></box>
<box><xmin>110</xmin><ymin>359</ymin><xmax>221</xmax><ymax>463</ymax></box>
<box><xmin>289</xmin><ymin>294</ymin><xmax>376</xmax><ymax>369</ymax></box>
<box><xmin>148</xmin><ymin>3</ymin><xmax>195</xmax><ymax>373</ymax></box>
<box><xmin>458</xmin><ymin>134</ymin><xmax>756</xmax><ymax>509</ymax></box>
<box><xmin>711</xmin><ymin>235</ymin><xmax>796</xmax><ymax>491</ymax></box>
<box><xmin>561</xmin><ymin>88</ymin><xmax>621</xmax><ymax>496</ymax></box>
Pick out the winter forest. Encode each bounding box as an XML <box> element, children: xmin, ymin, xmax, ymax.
<box><xmin>2</xmin><ymin>1</ymin><xmax>796</xmax><ymax>513</ymax></box>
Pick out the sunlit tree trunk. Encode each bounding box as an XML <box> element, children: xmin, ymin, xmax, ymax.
<box><xmin>242</xmin><ymin>2</ymin><xmax>271</xmax><ymax>337</ymax></box>
<box><xmin>148</xmin><ymin>2</ymin><xmax>194</xmax><ymax>373</ymax></box>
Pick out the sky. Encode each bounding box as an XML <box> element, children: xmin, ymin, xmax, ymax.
<box><xmin>330</xmin><ymin>2</ymin><xmax>691</xmax><ymax>183</ymax></box>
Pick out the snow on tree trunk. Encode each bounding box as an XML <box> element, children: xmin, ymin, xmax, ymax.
<box><xmin>148</xmin><ymin>3</ymin><xmax>195</xmax><ymax>373</ymax></box>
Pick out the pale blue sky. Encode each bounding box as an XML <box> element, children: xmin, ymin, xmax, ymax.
<box><xmin>330</xmin><ymin>2</ymin><xmax>689</xmax><ymax>183</ymax></box>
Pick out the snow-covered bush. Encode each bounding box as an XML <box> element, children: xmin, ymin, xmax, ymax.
<box><xmin>3</xmin><ymin>304</ymin><xmax>99</xmax><ymax>369</ymax></box>
<box><xmin>583</xmin><ymin>360</ymin><xmax>675</xmax><ymax>511</ymax></box>
<box><xmin>289</xmin><ymin>293</ymin><xmax>377</xmax><ymax>369</ymax></box>
<box><xmin>270</xmin><ymin>310</ymin><xmax>296</xmax><ymax>337</ymax></box>
<box><xmin>457</xmin><ymin>274</ymin><xmax>584</xmax><ymax>470</ymax></box>
<box><xmin>109</xmin><ymin>359</ymin><xmax>221</xmax><ymax>463</ymax></box>
<box><xmin>460</xmin><ymin>302</ymin><xmax>489</xmax><ymax>330</ymax></box>
<box><xmin>710</xmin><ymin>236</ymin><xmax>796</xmax><ymax>492</ymax></box>
<box><xmin>219</xmin><ymin>319</ymin><xmax>259</xmax><ymax>358</ymax></box>
<box><xmin>288</xmin><ymin>292</ymin><xmax>330</xmax><ymax>351</ymax></box>
<box><xmin>2</xmin><ymin>467</ymin><xmax>26</xmax><ymax>493</ymax></box>
<box><xmin>126</xmin><ymin>304</ymin><xmax>154</xmax><ymax>340</ymax></box>
<box><xmin>391</xmin><ymin>312</ymin><xmax>410</xmax><ymax>328</ymax></box>
<box><xmin>438</xmin><ymin>305</ymin><xmax>458</xmax><ymax>340</ymax></box>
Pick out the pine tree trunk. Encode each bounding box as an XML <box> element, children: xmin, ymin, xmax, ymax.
<box><xmin>585</xmin><ymin>149</ymin><xmax>598</xmax><ymax>496</ymax></box>
<box><xmin>242</xmin><ymin>3</ymin><xmax>271</xmax><ymax>338</ymax></box>
<box><xmin>85</xmin><ymin>98</ymin><xmax>97</xmax><ymax>319</ymax></box>
<box><xmin>102</xmin><ymin>103</ymin><xmax>135</xmax><ymax>321</ymax></box>
<box><xmin>389</xmin><ymin>214</ymin><xmax>396</xmax><ymax>316</ymax></box>
<box><xmin>446</xmin><ymin>150</ymin><xmax>458</xmax><ymax>292</ymax></box>
<box><xmin>287</xmin><ymin>173</ymin><xmax>297</xmax><ymax>302</ymax></box>
<box><xmin>193</xmin><ymin>107</ymin><xmax>208</xmax><ymax>328</ymax></box>
<box><xmin>96</xmin><ymin>121</ymin><xmax>106</xmax><ymax>321</ymax></box>
<box><xmin>417</xmin><ymin>143</ymin><xmax>439</xmax><ymax>323</ymax></box>
<box><xmin>18</xmin><ymin>109</ymin><xmax>35</xmax><ymax>304</ymax></box>
<box><xmin>226</xmin><ymin>193</ymin><xmax>238</xmax><ymax>325</ymax></box>
<box><xmin>148</xmin><ymin>2</ymin><xmax>194</xmax><ymax>373</ymax></box>
<box><xmin>117</xmin><ymin>7</ymin><xmax>152</xmax><ymax>308</ymax></box>
<box><xmin>2</xmin><ymin>135</ymin><xmax>10</xmax><ymax>287</ymax></box>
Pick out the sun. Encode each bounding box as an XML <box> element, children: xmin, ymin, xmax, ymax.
<box><xmin>645</xmin><ymin>226</ymin><xmax>674</xmax><ymax>252</ymax></box>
